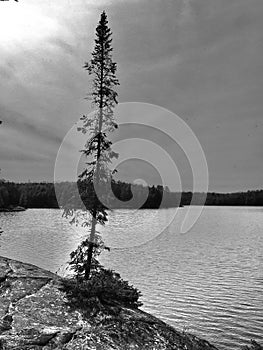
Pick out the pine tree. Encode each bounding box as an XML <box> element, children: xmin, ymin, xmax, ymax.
<box><xmin>64</xmin><ymin>11</ymin><xmax>119</xmax><ymax>280</ymax></box>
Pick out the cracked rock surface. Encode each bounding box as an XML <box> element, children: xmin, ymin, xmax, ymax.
<box><xmin>0</xmin><ymin>256</ymin><xmax>218</xmax><ymax>350</ymax></box>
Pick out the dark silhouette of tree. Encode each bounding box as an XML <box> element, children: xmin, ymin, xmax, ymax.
<box><xmin>63</xmin><ymin>11</ymin><xmax>119</xmax><ymax>280</ymax></box>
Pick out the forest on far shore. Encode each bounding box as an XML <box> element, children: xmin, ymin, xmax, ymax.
<box><xmin>0</xmin><ymin>180</ymin><xmax>263</xmax><ymax>210</ymax></box>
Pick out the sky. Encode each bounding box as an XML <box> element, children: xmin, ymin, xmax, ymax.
<box><xmin>0</xmin><ymin>0</ymin><xmax>262</xmax><ymax>192</ymax></box>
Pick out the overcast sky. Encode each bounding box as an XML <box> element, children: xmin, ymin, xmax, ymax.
<box><xmin>0</xmin><ymin>0</ymin><xmax>262</xmax><ymax>192</ymax></box>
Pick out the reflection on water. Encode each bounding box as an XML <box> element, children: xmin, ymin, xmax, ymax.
<box><xmin>0</xmin><ymin>206</ymin><xmax>262</xmax><ymax>349</ymax></box>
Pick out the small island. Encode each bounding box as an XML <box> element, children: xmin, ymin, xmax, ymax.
<box><xmin>0</xmin><ymin>206</ymin><xmax>26</xmax><ymax>213</ymax></box>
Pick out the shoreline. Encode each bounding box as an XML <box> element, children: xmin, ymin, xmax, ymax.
<box><xmin>0</xmin><ymin>255</ymin><xmax>218</xmax><ymax>350</ymax></box>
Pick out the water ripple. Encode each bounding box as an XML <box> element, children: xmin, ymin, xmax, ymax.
<box><xmin>0</xmin><ymin>206</ymin><xmax>262</xmax><ymax>349</ymax></box>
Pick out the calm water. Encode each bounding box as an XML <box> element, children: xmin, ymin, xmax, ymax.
<box><xmin>0</xmin><ymin>207</ymin><xmax>262</xmax><ymax>349</ymax></box>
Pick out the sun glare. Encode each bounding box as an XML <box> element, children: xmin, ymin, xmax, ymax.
<box><xmin>0</xmin><ymin>2</ymin><xmax>58</xmax><ymax>47</ymax></box>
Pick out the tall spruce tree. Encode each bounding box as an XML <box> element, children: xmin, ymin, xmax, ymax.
<box><xmin>64</xmin><ymin>11</ymin><xmax>119</xmax><ymax>280</ymax></box>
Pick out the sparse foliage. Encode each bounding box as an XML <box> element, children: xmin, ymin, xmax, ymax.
<box><xmin>63</xmin><ymin>11</ymin><xmax>119</xmax><ymax>280</ymax></box>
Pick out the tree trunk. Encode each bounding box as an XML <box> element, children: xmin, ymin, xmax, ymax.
<box><xmin>84</xmin><ymin>39</ymin><xmax>104</xmax><ymax>280</ymax></box>
<box><xmin>85</xmin><ymin>214</ymin><xmax>96</xmax><ymax>279</ymax></box>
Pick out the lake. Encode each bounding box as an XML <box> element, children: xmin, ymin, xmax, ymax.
<box><xmin>0</xmin><ymin>206</ymin><xmax>262</xmax><ymax>349</ymax></box>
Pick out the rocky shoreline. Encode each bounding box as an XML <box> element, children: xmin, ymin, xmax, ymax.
<box><xmin>0</xmin><ymin>256</ymin><xmax>221</xmax><ymax>349</ymax></box>
<box><xmin>0</xmin><ymin>256</ymin><xmax>262</xmax><ymax>350</ymax></box>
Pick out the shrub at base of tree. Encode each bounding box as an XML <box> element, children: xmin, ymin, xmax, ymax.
<box><xmin>60</xmin><ymin>268</ymin><xmax>143</xmax><ymax>318</ymax></box>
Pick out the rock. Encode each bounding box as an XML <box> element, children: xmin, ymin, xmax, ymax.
<box><xmin>11</xmin><ymin>206</ymin><xmax>26</xmax><ymax>212</ymax></box>
<box><xmin>0</xmin><ymin>256</ymin><xmax>219</xmax><ymax>350</ymax></box>
<box><xmin>0</xmin><ymin>206</ymin><xmax>26</xmax><ymax>212</ymax></box>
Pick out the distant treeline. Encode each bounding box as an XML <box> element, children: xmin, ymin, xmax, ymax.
<box><xmin>0</xmin><ymin>181</ymin><xmax>180</xmax><ymax>209</ymax></box>
<box><xmin>0</xmin><ymin>180</ymin><xmax>263</xmax><ymax>209</ymax></box>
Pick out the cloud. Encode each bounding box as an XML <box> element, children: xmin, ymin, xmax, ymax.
<box><xmin>0</xmin><ymin>105</ymin><xmax>62</xmax><ymax>145</ymax></box>
<box><xmin>0</xmin><ymin>0</ymin><xmax>262</xmax><ymax>190</ymax></box>
<box><xmin>179</xmin><ymin>0</ymin><xmax>194</xmax><ymax>25</ymax></box>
